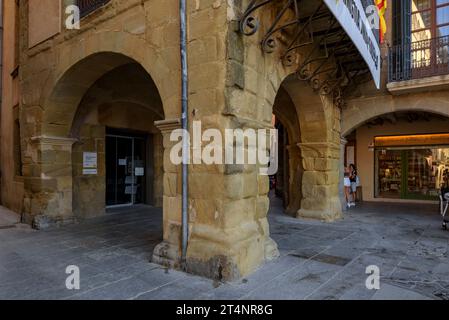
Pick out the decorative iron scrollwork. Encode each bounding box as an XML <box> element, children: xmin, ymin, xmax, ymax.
<box><xmin>239</xmin><ymin>0</ymin><xmax>275</xmax><ymax>36</ymax></box>
<box><xmin>239</xmin><ymin>0</ymin><xmax>372</xmax><ymax>107</ymax></box>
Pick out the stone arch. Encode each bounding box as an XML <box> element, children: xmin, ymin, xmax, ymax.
<box><xmin>272</xmin><ymin>86</ymin><xmax>303</xmax><ymax>215</ymax></box>
<box><xmin>342</xmin><ymin>93</ymin><xmax>449</xmax><ymax>137</ymax></box>
<box><xmin>37</xmin><ymin>29</ymin><xmax>180</xmax><ymax>139</ymax></box>
<box><xmin>69</xmin><ymin>62</ymin><xmax>165</xmax><ymax>139</ymax></box>
<box><xmin>42</xmin><ymin>53</ymin><xmax>175</xmax><ymax>138</ymax></box>
<box><xmin>66</xmin><ymin>61</ymin><xmax>166</xmax><ymax>218</ymax></box>
<box><xmin>194</xmin><ymin>3</ymin><xmax>345</xmax><ymax>280</ymax></box>
<box><xmin>280</xmin><ymin>78</ymin><xmax>342</xmax><ymax>221</ymax></box>
<box><xmin>24</xmin><ymin>32</ymin><xmax>180</xmax><ymax>229</ymax></box>
<box><xmin>218</xmin><ymin>2</ymin><xmax>343</xmax><ymax>257</ymax></box>
<box><xmin>273</xmin><ymin>87</ymin><xmax>300</xmax><ymax>143</ymax></box>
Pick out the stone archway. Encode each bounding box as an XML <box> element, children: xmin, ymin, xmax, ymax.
<box><xmin>282</xmin><ymin>78</ymin><xmax>343</xmax><ymax>221</ymax></box>
<box><xmin>180</xmin><ymin>1</ymin><xmax>345</xmax><ymax>281</ymax></box>
<box><xmin>36</xmin><ymin>29</ymin><xmax>180</xmax><ymax>127</ymax></box>
<box><xmin>67</xmin><ymin>62</ymin><xmax>165</xmax><ymax>219</ymax></box>
<box><xmin>342</xmin><ymin>92</ymin><xmax>449</xmax><ymax>137</ymax></box>
<box><xmin>272</xmin><ymin>86</ymin><xmax>302</xmax><ymax>216</ymax></box>
<box><xmin>341</xmin><ymin>105</ymin><xmax>449</xmax><ymax>202</ymax></box>
<box><xmin>22</xmin><ymin>48</ymin><xmax>181</xmax><ymax>246</ymax></box>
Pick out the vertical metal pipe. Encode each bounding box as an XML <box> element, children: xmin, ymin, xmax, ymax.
<box><xmin>179</xmin><ymin>0</ymin><xmax>189</xmax><ymax>269</ymax></box>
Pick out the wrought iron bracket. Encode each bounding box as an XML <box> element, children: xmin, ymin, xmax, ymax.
<box><xmin>239</xmin><ymin>0</ymin><xmax>371</xmax><ymax>107</ymax></box>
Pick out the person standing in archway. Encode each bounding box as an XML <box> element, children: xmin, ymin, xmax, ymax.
<box><xmin>344</xmin><ymin>166</ymin><xmax>354</xmax><ymax>208</ymax></box>
<box><xmin>349</xmin><ymin>164</ymin><xmax>359</xmax><ymax>207</ymax></box>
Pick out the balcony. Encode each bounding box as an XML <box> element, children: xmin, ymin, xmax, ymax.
<box><xmin>77</xmin><ymin>0</ymin><xmax>111</xmax><ymax>18</ymax></box>
<box><xmin>388</xmin><ymin>36</ymin><xmax>449</xmax><ymax>94</ymax></box>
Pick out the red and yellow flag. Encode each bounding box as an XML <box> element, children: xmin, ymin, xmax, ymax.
<box><xmin>375</xmin><ymin>0</ymin><xmax>387</xmax><ymax>43</ymax></box>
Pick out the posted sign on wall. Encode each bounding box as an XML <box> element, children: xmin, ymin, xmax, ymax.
<box><xmin>83</xmin><ymin>152</ymin><xmax>98</xmax><ymax>175</ymax></box>
<box><xmin>324</xmin><ymin>0</ymin><xmax>381</xmax><ymax>89</ymax></box>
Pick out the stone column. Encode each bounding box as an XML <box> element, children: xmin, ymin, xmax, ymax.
<box><xmin>179</xmin><ymin>115</ymin><xmax>279</xmax><ymax>281</ymax></box>
<box><xmin>23</xmin><ymin>136</ymin><xmax>77</xmax><ymax>229</ymax></box>
<box><xmin>297</xmin><ymin>142</ymin><xmax>342</xmax><ymax>222</ymax></box>
<box><xmin>285</xmin><ymin>144</ymin><xmax>302</xmax><ymax>215</ymax></box>
<box><xmin>152</xmin><ymin>118</ymin><xmax>183</xmax><ymax>268</ymax></box>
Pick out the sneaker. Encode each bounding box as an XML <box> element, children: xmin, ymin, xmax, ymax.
<box><xmin>350</xmin><ymin>202</ymin><xmax>356</xmax><ymax>207</ymax></box>
<box><xmin>347</xmin><ymin>203</ymin><xmax>351</xmax><ymax>209</ymax></box>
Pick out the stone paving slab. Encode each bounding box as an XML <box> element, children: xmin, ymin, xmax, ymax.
<box><xmin>0</xmin><ymin>202</ymin><xmax>448</xmax><ymax>300</ymax></box>
<box><xmin>0</xmin><ymin>206</ymin><xmax>20</xmax><ymax>227</ymax></box>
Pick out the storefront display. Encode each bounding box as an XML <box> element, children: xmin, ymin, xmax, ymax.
<box><xmin>375</xmin><ymin>147</ymin><xmax>449</xmax><ymax>200</ymax></box>
<box><xmin>377</xmin><ymin>150</ymin><xmax>402</xmax><ymax>198</ymax></box>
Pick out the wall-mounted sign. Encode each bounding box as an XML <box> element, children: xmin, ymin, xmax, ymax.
<box><xmin>135</xmin><ymin>168</ymin><xmax>145</xmax><ymax>177</ymax></box>
<box><xmin>125</xmin><ymin>185</ymin><xmax>138</xmax><ymax>195</ymax></box>
<box><xmin>83</xmin><ymin>152</ymin><xmax>98</xmax><ymax>175</ymax></box>
<box><xmin>82</xmin><ymin>169</ymin><xmax>98</xmax><ymax>175</ymax></box>
<box><xmin>324</xmin><ymin>0</ymin><xmax>381</xmax><ymax>89</ymax></box>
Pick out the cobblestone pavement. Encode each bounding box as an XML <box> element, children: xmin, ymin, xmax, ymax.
<box><xmin>0</xmin><ymin>199</ymin><xmax>448</xmax><ymax>300</ymax></box>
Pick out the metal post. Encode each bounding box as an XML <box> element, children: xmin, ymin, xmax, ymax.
<box><xmin>179</xmin><ymin>0</ymin><xmax>189</xmax><ymax>270</ymax></box>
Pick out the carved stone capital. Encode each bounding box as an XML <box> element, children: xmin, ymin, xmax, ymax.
<box><xmin>154</xmin><ymin>118</ymin><xmax>182</xmax><ymax>134</ymax></box>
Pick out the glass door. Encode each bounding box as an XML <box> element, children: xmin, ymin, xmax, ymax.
<box><xmin>106</xmin><ymin>134</ymin><xmax>146</xmax><ymax>207</ymax></box>
<box><xmin>106</xmin><ymin>136</ymin><xmax>133</xmax><ymax>206</ymax></box>
<box><xmin>133</xmin><ymin>138</ymin><xmax>146</xmax><ymax>205</ymax></box>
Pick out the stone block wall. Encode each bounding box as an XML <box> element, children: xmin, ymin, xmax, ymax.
<box><xmin>72</xmin><ymin>124</ymin><xmax>106</xmax><ymax>219</ymax></box>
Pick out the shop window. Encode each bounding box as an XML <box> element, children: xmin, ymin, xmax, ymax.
<box><xmin>376</xmin><ymin>149</ymin><xmax>403</xmax><ymax>199</ymax></box>
<box><xmin>376</xmin><ymin>147</ymin><xmax>449</xmax><ymax>200</ymax></box>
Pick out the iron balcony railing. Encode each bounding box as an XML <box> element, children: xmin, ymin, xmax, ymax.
<box><xmin>389</xmin><ymin>35</ymin><xmax>449</xmax><ymax>82</ymax></box>
<box><xmin>77</xmin><ymin>0</ymin><xmax>111</xmax><ymax>18</ymax></box>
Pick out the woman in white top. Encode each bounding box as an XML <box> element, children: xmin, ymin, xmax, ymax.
<box><xmin>344</xmin><ymin>166</ymin><xmax>354</xmax><ymax>208</ymax></box>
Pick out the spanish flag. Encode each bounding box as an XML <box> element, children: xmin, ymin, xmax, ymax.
<box><xmin>376</xmin><ymin>0</ymin><xmax>387</xmax><ymax>43</ymax></box>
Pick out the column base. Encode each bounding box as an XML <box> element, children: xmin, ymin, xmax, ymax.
<box><xmin>265</xmin><ymin>237</ymin><xmax>280</xmax><ymax>261</ymax></box>
<box><xmin>151</xmin><ymin>241</ymin><xmax>181</xmax><ymax>269</ymax></box>
<box><xmin>155</xmin><ymin>222</ymin><xmax>280</xmax><ymax>282</ymax></box>
<box><xmin>184</xmin><ymin>236</ymin><xmax>279</xmax><ymax>282</ymax></box>
<box><xmin>30</xmin><ymin>214</ymin><xmax>77</xmax><ymax>230</ymax></box>
<box><xmin>297</xmin><ymin>197</ymin><xmax>343</xmax><ymax>222</ymax></box>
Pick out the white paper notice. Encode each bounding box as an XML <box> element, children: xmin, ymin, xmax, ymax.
<box><xmin>83</xmin><ymin>152</ymin><xmax>98</xmax><ymax>175</ymax></box>
<box><xmin>83</xmin><ymin>169</ymin><xmax>98</xmax><ymax>175</ymax></box>
<box><xmin>135</xmin><ymin>168</ymin><xmax>145</xmax><ymax>176</ymax></box>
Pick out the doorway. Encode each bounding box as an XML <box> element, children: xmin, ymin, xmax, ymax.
<box><xmin>106</xmin><ymin>130</ymin><xmax>149</xmax><ymax>207</ymax></box>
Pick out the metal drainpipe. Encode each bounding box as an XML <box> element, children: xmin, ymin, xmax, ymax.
<box><xmin>180</xmin><ymin>0</ymin><xmax>189</xmax><ymax>270</ymax></box>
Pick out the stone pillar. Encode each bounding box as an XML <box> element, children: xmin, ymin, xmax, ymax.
<box><xmin>173</xmin><ymin>114</ymin><xmax>280</xmax><ymax>281</ymax></box>
<box><xmin>340</xmin><ymin>137</ymin><xmax>348</xmax><ymax>212</ymax></box>
<box><xmin>152</xmin><ymin>118</ymin><xmax>183</xmax><ymax>268</ymax></box>
<box><xmin>285</xmin><ymin>144</ymin><xmax>302</xmax><ymax>215</ymax></box>
<box><xmin>297</xmin><ymin>142</ymin><xmax>342</xmax><ymax>222</ymax></box>
<box><xmin>23</xmin><ymin>136</ymin><xmax>77</xmax><ymax>229</ymax></box>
